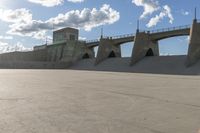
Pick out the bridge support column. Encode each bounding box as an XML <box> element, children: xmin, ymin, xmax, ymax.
<box><xmin>95</xmin><ymin>38</ymin><xmax>121</xmax><ymax>65</ymax></box>
<box><xmin>186</xmin><ymin>20</ymin><xmax>200</xmax><ymax>66</ymax></box>
<box><xmin>60</xmin><ymin>41</ymin><xmax>95</xmax><ymax>64</ymax></box>
<box><xmin>130</xmin><ymin>32</ymin><xmax>159</xmax><ymax>65</ymax></box>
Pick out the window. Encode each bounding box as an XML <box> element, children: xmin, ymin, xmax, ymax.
<box><xmin>70</xmin><ymin>34</ymin><xmax>76</xmax><ymax>40</ymax></box>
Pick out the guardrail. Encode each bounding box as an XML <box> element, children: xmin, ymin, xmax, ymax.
<box><xmin>109</xmin><ymin>33</ymin><xmax>135</xmax><ymax>39</ymax></box>
<box><xmin>85</xmin><ymin>33</ymin><xmax>135</xmax><ymax>43</ymax></box>
<box><xmin>86</xmin><ymin>39</ymin><xmax>100</xmax><ymax>43</ymax></box>
<box><xmin>147</xmin><ymin>25</ymin><xmax>190</xmax><ymax>34</ymax></box>
<box><xmin>85</xmin><ymin>25</ymin><xmax>191</xmax><ymax>43</ymax></box>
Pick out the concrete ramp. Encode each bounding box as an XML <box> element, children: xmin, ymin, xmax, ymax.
<box><xmin>70</xmin><ymin>56</ymin><xmax>200</xmax><ymax>75</ymax></box>
<box><xmin>0</xmin><ymin>61</ymin><xmax>69</xmax><ymax>69</ymax></box>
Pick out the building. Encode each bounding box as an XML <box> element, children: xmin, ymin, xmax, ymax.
<box><xmin>53</xmin><ymin>27</ymin><xmax>79</xmax><ymax>43</ymax></box>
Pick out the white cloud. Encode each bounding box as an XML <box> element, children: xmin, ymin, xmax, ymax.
<box><xmin>28</xmin><ymin>0</ymin><xmax>64</xmax><ymax>7</ymax></box>
<box><xmin>47</xmin><ymin>4</ymin><xmax>120</xmax><ymax>31</ymax></box>
<box><xmin>0</xmin><ymin>41</ymin><xmax>32</xmax><ymax>54</ymax></box>
<box><xmin>0</xmin><ymin>36</ymin><xmax>13</xmax><ymax>40</ymax></box>
<box><xmin>67</xmin><ymin>0</ymin><xmax>84</xmax><ymax>3</ymax></box>
<box><xmin>132</xmin><ymin>0</ymin><xmax>174</xmax><ymax>27</ymax></box>
<box><xmin>0</xmin><ymin>5</ymin><xmax>119</xmax><ymax>40</ymax></box>
<box><xmin>132</xmin><ymin>0</ymin><xmax>159</xmax><ymax>18</ymax></box>
<box><xmin>0</xmin><ymin>8</ymin><xmax>32</xmax><ymax>23</ymax></box>
<box><xmin>28</xmin><ymin>0</ymin><xmax>85</xmax><ymax>7</ymax></box>
<box><xmin>146</xmin><ymin>5</ymin><xmax>174</xmax><ymax>27</ymax></box>
<box><xmin>181</xmin><ymin>10</ymin><xmax>189</xmax><ymax>16</ymax></box>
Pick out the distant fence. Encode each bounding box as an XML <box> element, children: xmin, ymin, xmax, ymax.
<box><xmin>86</xmin><ymin>33</ymin><xmax>135</xmax><ymax>43</ymax></box>
<box><xmin>109</xmin><ymin>33</ymin><xmax>135</xmax><ymax>39</ymax></box>
<box><xmin>147</xmin><ymin>25</ymin><xmax>190</xmax><ymax>34</ymax></box>
<box><xmin>86</xmin><ymin>39</ymin><xmax>100</xmax><ymax>43</ymax></box>
<box><xmin>86</xmin><ymin>25</ymin><xmax>191</xmax><ymax>43</ymax></box>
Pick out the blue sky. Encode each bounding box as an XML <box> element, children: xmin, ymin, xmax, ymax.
<box><xmin>0</xmin><ymin>0</ymin><xmax>198</xmax><ymax>56</ymax></box>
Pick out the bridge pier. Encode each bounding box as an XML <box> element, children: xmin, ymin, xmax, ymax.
<box><xmin>130</xmin><ymin>32</ymin><xmax>159</xmax><ymax>65</ymax></box>
<box><xmin>79</xmin><ymin>45</ymin><xmax>95</xmax><ymax>60</ymax></box>
<box><xmin>52</xmin><ymin>41</ymin><xmax>95</xmax><ymax>63</ymax></box>
<box><xmin>186</xmin><ymin>20</ymin><xmax>200</xmax><ymax>66</ymax></box>
<box><xmin>95</xmin><ymin>38</ymin><xmax>121</xmax><ymax>65</ymax></box>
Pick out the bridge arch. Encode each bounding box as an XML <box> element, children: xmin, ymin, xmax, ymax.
<box><xmin>145</xmin><ymin>48</ymin><xmax>154</xmax><ymax>56</ymax></box>
<box><xmin>82</xmin><ymin>53</ymin><xmax>90</xmax><ymax>59</ymax></box>
<box><xmin>158</xmin><ymin>36</ymin><xmax>189</xmax><ymax>56</ymax></box>
<box><xmin>151</xmin><ymin>28</ymin><xmax>190</xmax><ymax>41</ymax></box>
<box><xmin>154</xmin><ymin>34</ymin><xmax>190</xmax><ymax>41</ymax></box>
<box><xmin>120</xmin><ymin>42</ymin><xmax>134</xmax><ymax>57</ymax></box>
<box><xmin>108</xmin><ymin>51</ymin><xmax>116</xmax><ymax>58</ymax></box>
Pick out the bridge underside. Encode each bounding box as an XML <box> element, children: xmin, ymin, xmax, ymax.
<box><xmin>151</xmin><ymin>28</ymin><xmax>190</xmax><ymax>40</ymax></box>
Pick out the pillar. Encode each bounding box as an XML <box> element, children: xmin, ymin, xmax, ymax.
<box><xmin>130</xmin><ymin>32</ymin><xmax>159</xmax><ymax>65</ymax></box>
<box><xmin>186</xmin><ymin>20</ymin><xmax>200</xmax><ymax>66</ymax></box>
<box><xmin>95</xmin><ymin>38</ymin><xmax>121</xmax><ymax>65</ymax></box>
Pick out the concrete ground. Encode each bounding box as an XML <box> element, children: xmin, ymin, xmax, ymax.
<box><xmin>0</xmin><ymin>70</ymin><xmax>199</xmax><ymax>133</ymax></box>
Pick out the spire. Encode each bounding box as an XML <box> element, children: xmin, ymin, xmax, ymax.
<box><xmin>137</xmin><ymin>19</ymin><xmax>139</xmax><ymax>33</ymax></box>
<box><xmin>101</xmin><ymin>26</ymin><xmax>104</xmax><ymax>39</ymax></box>
<box><xmin>46</xmin><ymin>37</ymin><xmax>48</xmax><ymax>45</ymax></box>
<box><xmin>194</xmin><ymin>7</ymin><xmax>197</xmax><ymax>21</ymax></box>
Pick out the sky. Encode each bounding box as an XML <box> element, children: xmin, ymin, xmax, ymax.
<box><xmin>0</xmin><ymin>0</ymin><xmax>198</xmax><ymax>56</ymax></box>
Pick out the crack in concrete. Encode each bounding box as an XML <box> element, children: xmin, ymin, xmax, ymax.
<box><xmin>0</xmin><ymin>98</ymin><xmax>28</xmax><ymax>101</ymax></box>
<box><xmin>102</xmin><ymin>90</ymin><xmax>200</xmax><ymax>109</ymax></box>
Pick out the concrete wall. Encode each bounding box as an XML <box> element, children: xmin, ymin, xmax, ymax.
<box><xmin>47</xmin><ymin>43</ymin><xmax>65</xmax><ymax>62</ymax></box>
<box><xmin>32</xmin><ymin>40</ymin><xmax>94</xmax><ymax>63</ymax></box>
<box><xmin>95</xmin><ymin>38</ymin><xmax>121</xmax><ymax>65</ymax></box>
<box><xmin>130</xmin><ymin>32</ymin><xmax>159</xmax><ymax>65</ymax></box>
<box><xmin>0</xmin><ymin>49</ymin><xmax>47</xmax><ymax>62</ymax></box>
<box><xmin>61</xmin><ymin>41</ymin><xmax>95</xmax><ymax>63</ymax></box>
<box><xmin>0</xmin><ymin>40</ymin><xmax>94</xmax><ymax>68</ymax></box>
<box><xmin>186</xmin><ymin>20</ymin><xmax>200</xmax><ymax>66</ymax></box>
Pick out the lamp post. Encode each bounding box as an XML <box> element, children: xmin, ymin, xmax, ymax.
<box><xmin>195</xmin><ymin>7</ymin><xmax>197</xmax><ymax>21</ymax></box>
<box><xmin>136</xmin><ymin>19</ymin><xmax>140</xmax><ymax>33</ymax></box>
<box><xmin>101</xmin><ymin>25</ymin><xmax>104</xmax><ymax>39</ymax></box>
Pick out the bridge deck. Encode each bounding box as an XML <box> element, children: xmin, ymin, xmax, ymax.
<box><xmin>85</xmin><ymin>24</ymin><xmax>191</xmax><ymax>47</ymax></box>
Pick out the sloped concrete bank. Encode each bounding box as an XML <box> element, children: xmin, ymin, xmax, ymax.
<box><xmin>0</xmin><ymin>61</ymin><xmax>69</xmax><ymax>69</ymax></box>
<box><xmin>70</xmin><ymin>56</ymin><xmax>200</xmax><ymax>75</ymax></box>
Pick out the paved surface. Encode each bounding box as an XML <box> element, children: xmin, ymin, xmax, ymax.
<box><xmin>0</xmin><ymin>70</ymin><xmax>199</xmax><ymax>133</ymax></box>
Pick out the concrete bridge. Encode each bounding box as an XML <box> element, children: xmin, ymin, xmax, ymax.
<box><xmin>83</xmin><ymin>19</ymin><xmax>200</xmax><ymax>67</ymax></box>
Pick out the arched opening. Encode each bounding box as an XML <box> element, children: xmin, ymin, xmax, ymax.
<box><xmin>159</xmin><ymin>36</ymin><xmax>189</xmax><ymax>56</ymax></box>
<box><xmin>145</xmin><ymin>48</ymin><xmax>154</xmax><ymax>56</ymax></box>
<box><xmin>108</xmin><ymin>51</ymin><xmax>116</xmax><ymax>58</ymax></box>
<box><xmin>94</xmin><ymin>46</ymin><xmax>98</xmax><ymax>57</ymax></box>
<box><xmin>120</xmin><ymin>42</ymin><xmax>134</xmax><ymax>57</ymax></box>
<box><xmin>82</xmin><ymin>53</ymin><xmax>90</xmax><ymax>59</ymax></box>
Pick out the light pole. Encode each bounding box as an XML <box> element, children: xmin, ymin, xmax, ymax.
<box><xmin>101</xmin><ymin>25</ymin><xmax>104</xmax><ymax>39</ymax></box>
<box><xmin>137</xmin><ymin>19</ymin><xmax>140</xmax><ymax>33</ymax></box>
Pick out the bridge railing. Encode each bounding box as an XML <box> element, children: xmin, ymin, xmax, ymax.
<box><xmin>85</xmin><ymin>33</ymin><xmax>135</xmax><ymax>43</ymax></box>
<box><xmin>85</xmin><ymin>25</ymin><xmax>191</xmax><ymax>43</ymax></box>
<box><xmin>86</xmin><ymin>39</ymin><xmax>100</xmax><ymax>43</ymax></box>
<box><xmin>147</xmin><ymin>25</ymin><xmax>191</xmax><ymax>34</ymax></box>
<box><xmin>109</xmin><ymin>33</ymin><xmax>135</xmax><ymax>39</ymax></box>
